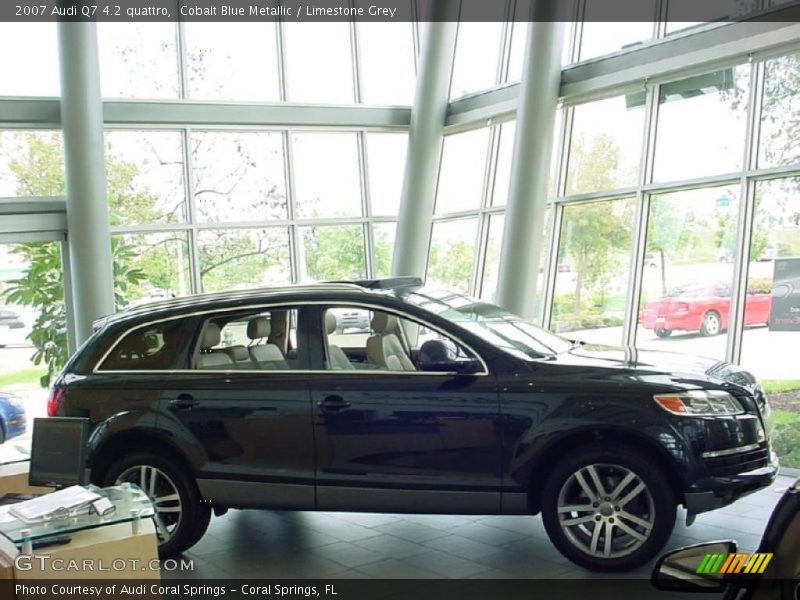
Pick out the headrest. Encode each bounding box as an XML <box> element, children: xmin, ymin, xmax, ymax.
<box><xmin>224</xmin><ymin>346</ymin><xmax>250</xmax><ymax>362</ymax></box>
<box><xmin>247</xmin><ymin>317</ymin><xmax>270</xmax><ymax>340</ymax></box>
<box><xmin>371</xmin><ymin>312</ymin><xmax>397</xmax><ymax>333</ymax></box>
<box><xmin>325</xmin><ymin>311</ymin><xmax>337</xmax><ymax>335</ymax></box>
<box><xmin>201</xmin><ymin>323</ymin><xmax>221</xmax><ymax>349</ymax></box>
<box><xmin>269</xmin><ymin>312</ymin><xmax>287</xmax><ymax>338</ymax></box>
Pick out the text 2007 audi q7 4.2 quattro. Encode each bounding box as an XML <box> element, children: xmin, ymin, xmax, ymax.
<box><xmin>49</xmin><ymin>278</ymin><xmax>778</xmax><ymax>571</ymax></box>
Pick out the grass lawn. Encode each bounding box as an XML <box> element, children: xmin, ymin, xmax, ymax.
<box><xmin>0</xmin><ymin>368</ymin><xmax>45</xmax><ymax>389</ymax></box>
<box><xmin>762</xmin><ymin>380</ymin><xmax>800</xmax><ymax>394</ymax></box>
<box><xmin>773</xmin><ymin>410</ymin><xmax>800</xmax><ymax>427</ymax></box>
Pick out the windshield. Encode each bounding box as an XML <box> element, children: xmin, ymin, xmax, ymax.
<box><xmin>404</xmin><ymin>289</ymin><xmax>574</xmax><ymax>359</ymax></box>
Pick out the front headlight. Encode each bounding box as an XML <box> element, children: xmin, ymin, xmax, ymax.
<box><xmin>654</xmin><ymin>390</ymin><xmax>745</xmax><ymax>416</ymax></box>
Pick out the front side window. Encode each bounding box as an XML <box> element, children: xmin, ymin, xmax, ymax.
<box><xmin>193</xmin><ymin>308</ymin><xmax>300</xmax><ymax>371</ymax></box>
<box><xmin>321</xmin><ymin>306</ymin><xmax>482</xmax><ymax>374</ymax></box>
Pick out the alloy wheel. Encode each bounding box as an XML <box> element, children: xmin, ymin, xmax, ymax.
<box><xmin>703</xmin><ymin>312</ymin><xmax>721</xmax><ymax>336</ymax></box>
<box><xmin>116</xmin><ymin>465</ymin><xmax>183</xmax><ymax>543</ymax></box>
<box><xmin>556</xmin><ymin>463</ymin><xmax>656</xmax><ymax>559</ymax></box>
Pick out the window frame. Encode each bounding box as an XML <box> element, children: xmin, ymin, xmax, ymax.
<box><xmin>93</xmin><ymin>300</ymin><xmax>490</xmax><ymax>376</ymax></box>
<box><xmin>311</xmin><ymin>302</ymin><xmax>490</xmax><ymax>377</ymax></box>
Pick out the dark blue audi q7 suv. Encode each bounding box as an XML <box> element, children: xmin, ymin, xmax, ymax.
<box><xmin>50</xmin><ymin>278</ymin><xmax>778</xmax><ymax>571</ymax></box>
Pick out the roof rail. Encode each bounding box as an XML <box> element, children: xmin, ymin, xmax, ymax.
<box><xmin>339</xmin><ymin>277</ymin><xmax>424</xmax><ymax>291</ymax></box>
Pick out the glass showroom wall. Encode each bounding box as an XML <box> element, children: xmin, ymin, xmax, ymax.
<box><xmin>548</xmin><ymin>50</ymin><xmax>800</xmax><ymax>467</ymax></box>
<box><xmin>89</xmin><ymin>20</ymin><xmax>417</xmax><ymax>306</ymax></box>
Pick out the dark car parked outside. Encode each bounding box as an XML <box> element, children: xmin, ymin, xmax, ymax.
<box><xmin>51</xmin><ymin>279</ymin><xmax>778</xmax><ymax>571</ymax></box>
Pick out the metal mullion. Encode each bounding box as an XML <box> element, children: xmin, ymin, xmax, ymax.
<box><xmin>357</xmin><ymin>132</ymin><xmax>375</xmax><ymax>277</ymax></box>
<box><xmin>640</xmin><ymin>173</ymin><xmax>742</xmax><ymax>195</ymax></box>
<box><xmin>351</xmin><ymin>13</ymin><xmax>372</xmax><ymax>277</ymax></box>
<box><xmin>744</xmin><ymin>163</ymin><xmax>800</xmax><ymax>182</ymax></box>
<box><xmin>60</xmin><ymin>237</ymin><xmax>77</xmax><ymax>354</ymax></box>
<box><xmin>110</xmin><ymin>223</ymin><xmax>193</xmax><ymax>234</ymax></box>
<box><xmin>180</xmin><ymin>128</ymin><xmax>202</xmax><ymax>295</ymax></box>
<box><xmin>473</xmin><ymin>210</ymin><xmax>492</xmax><ymax>298</ymax></box>
<box><xmin>474</xmin><ymin>118</ymin><xmax>505</xmax><ymax>296</ymax></box>
<box><xmin>349</xmin><ymin>8</ymin><xmax>363</xmax><ymax>105</ymax></box>
<box><xmin>275</xmin><ymin>15</ymin><xmax>301</xmax><ymax>283</ymax></box>
<box><xmin>410</xmin><ymin>2</ymin><xmax>420</xmax><ymax>72</ymax></box>
<box><xmin>496</xmin><ymin>0</ymin><xmax>514</xmax><ymax>86</ymax></box>
<box><xmin>176</xmin><ymin>21</ymin><xmax>189</xmax><ymax>100</ymax></box>
<box><xmin>539</xmin><ymin>104</ymin><xmax>573</xmax><ymax>328</ymax></box>
<box><xmin>624</xmin><ymin>83</ymin><xmax>659</xmax><ymax>347</ymax></box>
<box><xmin>571</xmin><ymin>0</ymin><xmax>587</xmax><ymax>64</ymax></box>
<box><xmin>431</xmin><ymin>208</ymin><xmax>492</xmax><ymax>222</ymax></box>
<box><xmin>541</xmin><ymin>203</ymin><xmax>563</xmax><ymax>330</ymax></box>
<box><xmin>276</xmin><ymin>12</ymin><xmax>289</xmax><ymax>102</ymax></box>
<box><xmin>624</xmin><ymin>192</ymin><xmax>651</xmax><ymax>347</ymax></box>
<box><xmin>553</xmin><ymin>187</ymin><xmax>640</xmax><ymax>206</ymax></box>
<box><xmin>726</xmin><ymin>59</ymin><xmax>764</xmax><ymax>365</ymax></box>
<box><xmin>283</xmin><ymin>131</ymin><xmax>302</xmax><ymax>284</ymax></box>
<box><xmin>654</xmin><ymin>0</ymin><xmax>669</xmax><ymax>40</ymax></box>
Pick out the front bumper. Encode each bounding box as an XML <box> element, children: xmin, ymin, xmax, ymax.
<box><xmin>684</xmin><ymin>447</ymin><xmax>779</xmax><ymax>515</ymax></box>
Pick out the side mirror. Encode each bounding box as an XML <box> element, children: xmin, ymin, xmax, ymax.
<box><xmin>652</xmin><ymin>540</ymin><xmax>736</xmax><ymax>593</ymax></box>
<box><xmin>417</xmin><ymin>339</ymin><xmax>481</xmax><ymax>374</ymax></box>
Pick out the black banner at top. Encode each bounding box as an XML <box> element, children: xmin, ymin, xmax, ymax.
<box><xmin>3</xmin><ymin>0</ymin><xmax>800</xmax><ymax>22</ymax></box>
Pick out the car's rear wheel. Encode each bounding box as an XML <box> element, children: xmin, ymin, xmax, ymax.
<box><xmin>103</xmin><ymin>450</ymin><xmax>210</xmax><ymax>557</ymax></box>
<box><xmin>654</xmin><ymin>328</ymin><xmax>672</xmax><ymax>338</ymax></box>
<box><xmin>541</xmin><ymin>443</ymin><xmax>676</xmax><ymax>572</ymax></box>
<box><xmin>700</xmin><ymin>311</ymin><xmax>721</xmax><ymax>336</ymax></box>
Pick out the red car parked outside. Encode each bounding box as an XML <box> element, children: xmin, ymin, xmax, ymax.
<box><xmin>640</xmin><ymin>283</ymin><xmax>771</xmax><ymax>337</ymax></box>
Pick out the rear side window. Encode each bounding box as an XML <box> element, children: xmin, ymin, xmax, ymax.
<box><xmin>99</xmin><ymin>318</ymin><xmax>197</xmax><ymax>371</ymax></box>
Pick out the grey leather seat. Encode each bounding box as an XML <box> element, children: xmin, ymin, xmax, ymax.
<box><xmin>324</xmin><ymin>311</ymin><xmax>354</xmax><ymax>370</ymax></box>
<box><xmin>224</xmin><ymin>345</ymin><xmax>255</xmax><ymax>369</ymax></box>
<box><xmin>247</xmin><ymin>317</ymin><xmax>288</xmax><ymax>370</ymax></box>
<box><xmin>366</xmin><ymin>312</ymin><xmax>416</xmax><ymax>371</ymax></box>
<box><xmin>197</xmin><ymin>323</ymin><xmax>235</xmax><ymax>369</ymax></box>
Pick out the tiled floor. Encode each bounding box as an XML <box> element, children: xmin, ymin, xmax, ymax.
<box><xmin>170</xmin><ymin>475</ymin><xmax>794</xmax><ymax>580</ymax></box>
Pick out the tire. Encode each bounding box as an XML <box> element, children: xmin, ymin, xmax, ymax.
<box><xmin>541</xmin><ymin>443</ymin><xmax>677</xmax><ymax>572</ymax></box>
<box><xmin>654</xmin><ymin>328</ymin><xmax>672</xmax><ymax>338</ymax></box>
<box><xmin>700</xmin><ymin>311</ymin><xmax>722</xmax><ymax>337</ymax></box>
<box><xmin>103</xmin><ymin>450</ymin><xmax>211</xmax><ymax>557</ymax></box>
<box><xmin>0</xmin><ymin>421</ymin><xmax>5</xmax><ymax>445</ymax></box>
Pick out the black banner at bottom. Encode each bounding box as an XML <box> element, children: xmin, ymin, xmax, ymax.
<box><xmin>3</xmin><ymin>579</ymin><xmax>800</xmax><ymax>600</ymax></box>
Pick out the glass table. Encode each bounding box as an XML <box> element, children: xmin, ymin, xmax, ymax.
<box><xmin>0</xmin><ymin>483</ymin><xmax>155</xmax><ymax>544</ymax></box>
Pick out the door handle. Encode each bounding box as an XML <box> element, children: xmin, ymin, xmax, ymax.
<box><xmin>317</xmin><ymin>395</ymin><xmax>350</xmax><ymax>411</ymax></box>
<box><xmin>170</xmin><ymin>394</ymin><xmax>199</xmax><ymax>410</ymax></box>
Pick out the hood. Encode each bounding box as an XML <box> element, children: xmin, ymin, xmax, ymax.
<box><xmin>549</xmin><ymin>342</ymin><xmax>758</xmax><ymax>391</ymax></box>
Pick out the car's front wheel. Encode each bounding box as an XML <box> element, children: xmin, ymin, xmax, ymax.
<box><xmin>103</xmin><ymin>450</ymin><xmax>211</xmax><ymax>557</ymax></box>
<box><xmin>541</xmin><ymin>443</ymin><xmax>676</xmax><ymax>572</ymax></box>
<box><xmin>654</xmin><ymin>328</ymin><xmax>672</xmax><ymax>338</ymax></box>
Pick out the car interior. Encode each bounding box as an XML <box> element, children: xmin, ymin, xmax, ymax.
<box><xmin>195</xmin><ymin>310</ymin><xmax>299</xmax><ymax>371</ymax></box>
<box><xmin>323</xmin><ymin>306</ymin><xmax>476</xmax><ymax>373</ymax></box>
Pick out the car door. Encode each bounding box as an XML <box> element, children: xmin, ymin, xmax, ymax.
<box><xmin>158</xmin><ymin>304</ymin><xmax>316</xmax><ymax>510</ymax></box>
<box><xmin>310</xmin><ymin>304</ymin><xmax>502</xmax><ymax>514</ymax></box>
